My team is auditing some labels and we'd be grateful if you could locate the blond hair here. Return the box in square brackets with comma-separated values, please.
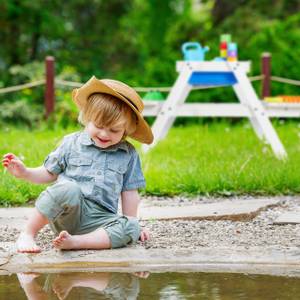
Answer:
[79, 93, 137, 136]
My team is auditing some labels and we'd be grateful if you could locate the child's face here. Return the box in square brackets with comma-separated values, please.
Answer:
[85, 121, 126, 148]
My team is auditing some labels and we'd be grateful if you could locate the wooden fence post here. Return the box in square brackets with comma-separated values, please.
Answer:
[45, 56, 55, 118]
[261, 52, 271, 99]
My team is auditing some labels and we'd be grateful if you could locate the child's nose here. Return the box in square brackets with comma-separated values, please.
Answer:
[99, 129, 109, 137]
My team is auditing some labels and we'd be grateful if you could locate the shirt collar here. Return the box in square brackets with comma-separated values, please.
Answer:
[79, 131, 129, 152]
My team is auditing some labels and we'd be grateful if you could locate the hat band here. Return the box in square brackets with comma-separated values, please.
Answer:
[118, 92, 140, 112]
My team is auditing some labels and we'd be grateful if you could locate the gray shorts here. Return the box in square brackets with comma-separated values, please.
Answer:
[35, 180, 141, 248]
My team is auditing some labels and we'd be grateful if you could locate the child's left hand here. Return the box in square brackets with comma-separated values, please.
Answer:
[139, 228, 150, 242]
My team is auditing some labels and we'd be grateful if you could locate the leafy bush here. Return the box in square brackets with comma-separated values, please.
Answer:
[55, 93, 79, 128]
[0, 100, 42, 127]
[3, 61, 45, 107]
[0, 60, 82, 127]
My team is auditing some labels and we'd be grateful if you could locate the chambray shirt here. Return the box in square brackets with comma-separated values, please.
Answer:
[43, 131, 146, 214]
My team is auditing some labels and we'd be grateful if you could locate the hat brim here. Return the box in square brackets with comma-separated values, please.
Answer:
[72, 76, 153, 144]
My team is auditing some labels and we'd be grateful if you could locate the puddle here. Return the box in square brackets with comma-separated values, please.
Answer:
[0, 271, 300, 299]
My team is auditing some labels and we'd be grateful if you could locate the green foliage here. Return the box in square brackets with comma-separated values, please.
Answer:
[1, 0, 299, 98]
[0, 0, 299, 128]
[54, 65, 82, 128]
[0, 58, 81, 127]
[0, 60, 44, 108]
[244, 13, 300, 95]
[54, 93, 79, 128]
[9, 61, 44, 83]
[0, 100, 42, 127]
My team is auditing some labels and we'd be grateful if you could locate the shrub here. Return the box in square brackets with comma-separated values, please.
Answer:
[0, 100, 42, 128]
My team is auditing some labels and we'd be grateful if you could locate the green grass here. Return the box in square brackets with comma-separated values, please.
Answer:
[1, 121, 300, 206]
[0, 126, 78, 206]
[141, 120, 300, 196]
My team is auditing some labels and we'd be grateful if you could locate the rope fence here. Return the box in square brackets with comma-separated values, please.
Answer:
[55, 79, 82, 88]
[0, 54, 299, 117]
[0, 74, 267, 94]
[1, 74, 297, 96]
[270, 76, 300, 86]
[0, 80, 45, 94]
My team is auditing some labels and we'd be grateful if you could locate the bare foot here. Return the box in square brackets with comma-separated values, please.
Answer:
[16, 233, 41, 253]
[53, 231, 77, 250]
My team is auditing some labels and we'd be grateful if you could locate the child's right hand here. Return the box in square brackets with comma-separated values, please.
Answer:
[2, 153, 28, 178]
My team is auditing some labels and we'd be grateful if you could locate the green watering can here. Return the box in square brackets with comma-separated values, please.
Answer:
[143, 91, 165, 101]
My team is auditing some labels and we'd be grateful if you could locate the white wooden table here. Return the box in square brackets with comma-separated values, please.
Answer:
[142, 61, 287, 159]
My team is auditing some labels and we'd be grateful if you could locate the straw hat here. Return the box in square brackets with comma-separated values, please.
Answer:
[72, 76, 153, 144]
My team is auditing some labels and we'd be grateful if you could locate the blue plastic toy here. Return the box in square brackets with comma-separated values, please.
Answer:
[213, 57, 226, 62]
[182, 42, 209, 61]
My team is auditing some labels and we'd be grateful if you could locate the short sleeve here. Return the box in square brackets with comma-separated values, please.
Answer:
[122, 149, 145, 191]
[43, 137, 68, 175]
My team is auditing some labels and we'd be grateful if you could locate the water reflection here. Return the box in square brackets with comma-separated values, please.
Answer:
[17, 272, 149, 300]
[5, 271, 300, 299]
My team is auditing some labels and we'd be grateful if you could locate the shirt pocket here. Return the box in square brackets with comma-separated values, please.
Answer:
[104, 162, 127, 196]
[66, 156, 94, 181]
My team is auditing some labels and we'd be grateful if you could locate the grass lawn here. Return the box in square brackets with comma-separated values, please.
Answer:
[1, 121, 300, 206]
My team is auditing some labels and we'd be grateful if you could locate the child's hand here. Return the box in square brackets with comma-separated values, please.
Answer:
[2, 153, 28, 178]
[139, 228, 150, 242]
